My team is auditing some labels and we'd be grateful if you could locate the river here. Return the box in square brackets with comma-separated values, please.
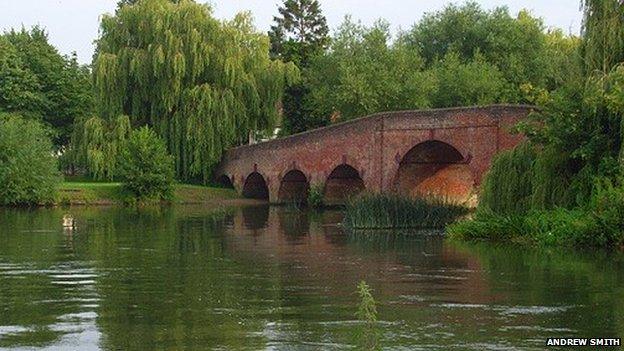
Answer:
[0, 205, 622, 350]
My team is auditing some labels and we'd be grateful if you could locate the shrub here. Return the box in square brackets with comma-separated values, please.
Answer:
[344, 193, 469, 229]
[307, 184, 324, 208]
[0, 114, 60, 205]
[119, 126, 175, 200]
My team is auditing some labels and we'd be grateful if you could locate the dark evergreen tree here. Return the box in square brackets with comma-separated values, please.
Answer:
[269, 0, 329, 134]
[269, 0, 329, 66]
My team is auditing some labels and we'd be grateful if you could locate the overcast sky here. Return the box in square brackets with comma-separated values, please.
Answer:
[0, 0, 583, 64]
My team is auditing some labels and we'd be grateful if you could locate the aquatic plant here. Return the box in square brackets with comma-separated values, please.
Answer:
[356, 280, 377, 323]
[344, 193, 469, 229]
[354, 280, 380, 350]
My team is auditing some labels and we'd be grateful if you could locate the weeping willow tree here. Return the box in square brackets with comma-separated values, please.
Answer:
[581, 0, 624, 165]
[581, 0, 624, 75]
[80, 0, 298, 181]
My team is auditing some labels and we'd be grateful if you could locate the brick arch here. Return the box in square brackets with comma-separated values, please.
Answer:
[242, 171, 269, 200]
[394, 139, 474, 202]
[323, 164, 365, 205]
[278, 169, 310, 204]
[217, 174, 235, 189]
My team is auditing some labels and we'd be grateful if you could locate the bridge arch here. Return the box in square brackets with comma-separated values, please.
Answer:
[242, 172, 269, 200]
[278, 170, 310, 204]
[394, 140, 474, 202]
[324, 164, 365, 205]
[217, 174, 235, 189]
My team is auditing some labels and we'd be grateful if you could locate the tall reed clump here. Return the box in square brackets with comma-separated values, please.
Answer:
[344, 193, 469, 229]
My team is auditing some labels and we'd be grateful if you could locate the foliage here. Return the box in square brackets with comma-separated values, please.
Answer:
[430, 51, 505, 107]
[81, 0, 298, 182]
[344, 193, 469, 229]
[306, 18, 435, 123]
[0, 114, 60, 205]
[119, 126, 175, 200]
[406, 2, 569, 101]
[269, 0, 329, 134]
[355, 280, 377, 323]
[479, 142, 536, 215]
[580, 0, 624, 74]
[0, 27, 93, 148]
[268, 0, 329, 67]
[77, 115, 131, 180]
[303, 4, 579, 124]
[307, 183, 324, 208]
[455, 0, 624, 249]
[449, 179, 624, 248]
[354, 280, 380, 350]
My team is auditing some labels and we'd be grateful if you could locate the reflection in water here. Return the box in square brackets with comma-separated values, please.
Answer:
[0, 206, 623, 350]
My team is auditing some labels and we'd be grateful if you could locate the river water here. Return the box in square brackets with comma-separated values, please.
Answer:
[0, 205, 622, 350]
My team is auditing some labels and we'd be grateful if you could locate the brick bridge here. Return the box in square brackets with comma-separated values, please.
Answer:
[215, 105, 533, 204]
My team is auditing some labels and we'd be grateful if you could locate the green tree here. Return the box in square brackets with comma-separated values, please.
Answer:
[0, 113, 60, 205]
[581, 0, 624, 74]
[406, 2, 567, 102]
[268, 0, 329, 134]
[119, 126, 175, 200]
[0, 27, 93, 148]
[305, 18, 434, 122]
[268, 0, 329, 66]
[430, 51, 505, 107]
[82, 0, 297, 182]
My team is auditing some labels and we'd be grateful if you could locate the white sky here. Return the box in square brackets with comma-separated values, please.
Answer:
[0, 0, 583, 64]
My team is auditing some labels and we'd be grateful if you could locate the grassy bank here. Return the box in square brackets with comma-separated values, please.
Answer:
[344, 193, 469, 229]
[57, 182, 239, 206]
[447, 198, 624, 249]
[448, 184, 624, 249]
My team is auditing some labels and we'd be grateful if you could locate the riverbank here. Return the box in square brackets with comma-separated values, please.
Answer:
[57, 182, 255, 206]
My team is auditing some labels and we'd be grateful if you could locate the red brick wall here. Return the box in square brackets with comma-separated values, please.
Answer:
[216, 105, 534, 203]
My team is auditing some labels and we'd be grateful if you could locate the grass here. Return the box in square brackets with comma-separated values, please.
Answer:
[343, 193, 469, 230]
[57, 181, 239, 206]
[58, 182, 124, 205]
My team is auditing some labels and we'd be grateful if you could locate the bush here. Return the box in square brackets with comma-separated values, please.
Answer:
[119, 126, 175, 200]
[0, 114, 60, 205]
[307, 184, 324, 208]
[344, 193, 469, 229]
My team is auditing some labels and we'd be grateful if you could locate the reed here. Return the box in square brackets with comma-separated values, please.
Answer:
[344, 193, 469, 229]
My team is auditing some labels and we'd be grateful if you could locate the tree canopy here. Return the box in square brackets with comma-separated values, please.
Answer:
[81, 0, 298, 182]
[268, 0, 329, 134]
[269, 0, 329, 66]
[299, 3, 580, 124]
[0, 27, 92, 148]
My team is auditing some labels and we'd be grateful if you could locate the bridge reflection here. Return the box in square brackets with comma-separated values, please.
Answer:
[225, 205, 492, 304]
